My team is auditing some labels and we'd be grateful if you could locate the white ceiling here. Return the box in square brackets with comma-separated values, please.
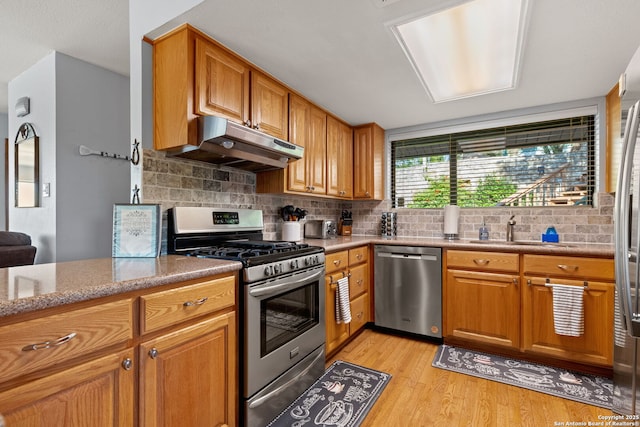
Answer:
[3, 0, 640, 131]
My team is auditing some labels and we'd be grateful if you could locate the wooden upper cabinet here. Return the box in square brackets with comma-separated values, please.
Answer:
[353, 123, 385, 200]
[327, 116, 353, 198]
[287, 94, 327, 194]
[606, 82, 621, 193]
[195, 37, 250, 125]
[153, 25, 198, 150]
[251, 70, 289, 140]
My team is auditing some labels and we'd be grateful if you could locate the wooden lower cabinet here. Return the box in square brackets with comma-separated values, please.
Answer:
[446, 269, 520, 349]
[325, 246, 370, 356]
[140, 311, 236, 427]
[0, 349, 134, 427]
[0, 272, 238, 427]
[444, 250, 615, 368]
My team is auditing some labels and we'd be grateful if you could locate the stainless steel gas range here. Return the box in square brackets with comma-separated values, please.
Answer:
[168, 207, 326, 427]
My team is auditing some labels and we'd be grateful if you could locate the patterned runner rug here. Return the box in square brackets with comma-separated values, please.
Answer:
[267, 360, 391, 427]
[432, 344, 613, 409]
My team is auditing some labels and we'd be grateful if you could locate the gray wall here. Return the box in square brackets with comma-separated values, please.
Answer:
[0, 112, 7, 230]
[8, 53, 57, 262]
[8, 52, 130, 263]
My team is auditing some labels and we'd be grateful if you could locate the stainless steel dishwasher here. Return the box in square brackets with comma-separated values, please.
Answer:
[374, 245, 442, 338]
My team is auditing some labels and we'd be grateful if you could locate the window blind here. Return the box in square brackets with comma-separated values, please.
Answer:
[391, 115, 595, 208]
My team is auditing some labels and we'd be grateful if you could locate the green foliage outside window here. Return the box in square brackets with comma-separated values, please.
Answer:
[408, 175, 517, 208]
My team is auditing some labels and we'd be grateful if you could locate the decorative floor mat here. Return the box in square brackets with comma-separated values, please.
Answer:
[432, 344, 612, 409]
[267, 360, 391, 427]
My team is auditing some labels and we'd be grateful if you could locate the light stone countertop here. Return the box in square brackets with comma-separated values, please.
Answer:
[301, 235, 615, 258]
[0, 237, 614, 319]
[0, 255, 242, 318]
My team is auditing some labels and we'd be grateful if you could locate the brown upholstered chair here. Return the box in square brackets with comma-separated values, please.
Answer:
[0, 231, 37, 268]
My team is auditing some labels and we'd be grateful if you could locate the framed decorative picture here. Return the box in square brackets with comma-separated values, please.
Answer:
[112, 204, 162, 258]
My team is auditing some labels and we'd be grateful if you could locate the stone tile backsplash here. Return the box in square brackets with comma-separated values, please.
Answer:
[142, 149, 615, 248]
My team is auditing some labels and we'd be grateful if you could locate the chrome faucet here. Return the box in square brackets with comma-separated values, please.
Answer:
[506, 215, 516, 242]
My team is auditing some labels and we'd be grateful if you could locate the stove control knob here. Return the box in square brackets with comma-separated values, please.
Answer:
[304, 257, 310, 266]
[290, 260, 298, 269]
[264, 266, 272, 276]
[274, 264, 281, 274]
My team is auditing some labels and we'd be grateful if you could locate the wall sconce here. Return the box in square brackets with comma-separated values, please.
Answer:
[15, 97, 30, 117]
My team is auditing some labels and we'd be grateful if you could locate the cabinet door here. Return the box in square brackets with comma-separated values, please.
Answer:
[350, 293, 369, 334]
[251, 70, 288, 140]
[140, 312, 236, 427]
[287, 94, 310, 192]
[522, 277, 613, 366]
[446, 269, 520, 349]
[349, 263, 368, 300]
[307, 105, 327, 194]
[195, 37, 250, 125]
[325, 275, 350, 355]
[0, 349, 134, 427]
[353, 123, 384, 200]
[327, 116, 353, 198]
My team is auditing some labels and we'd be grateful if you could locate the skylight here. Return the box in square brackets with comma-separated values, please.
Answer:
[391, 0, 529, 103]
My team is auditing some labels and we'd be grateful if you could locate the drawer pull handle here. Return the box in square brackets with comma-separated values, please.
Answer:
[356, 254, 363, 260]
[357, 279, 363, 286]
[473, 259, 489, 266]
[557, 264, 578, 272]
[183, 297, 208, 307]
[333, 259, 342, 267]
[356, 312, 363, 319]
[21, 332, 77, 352]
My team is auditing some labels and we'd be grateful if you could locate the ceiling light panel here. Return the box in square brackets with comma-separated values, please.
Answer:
[391, 0, 529, 103]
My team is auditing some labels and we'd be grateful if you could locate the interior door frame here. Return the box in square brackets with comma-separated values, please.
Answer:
[4, 138, 8, 230]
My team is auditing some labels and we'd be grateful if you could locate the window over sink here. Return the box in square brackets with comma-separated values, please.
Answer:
[391, 113, 595, 208]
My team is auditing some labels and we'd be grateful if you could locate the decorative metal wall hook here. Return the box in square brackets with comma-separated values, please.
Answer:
[131, 139, 140, 165]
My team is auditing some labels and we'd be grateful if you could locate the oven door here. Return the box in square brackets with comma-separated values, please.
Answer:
[244, 264, 325, 398]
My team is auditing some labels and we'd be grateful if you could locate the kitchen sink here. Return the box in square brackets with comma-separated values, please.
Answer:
[468, 240, 577, 248]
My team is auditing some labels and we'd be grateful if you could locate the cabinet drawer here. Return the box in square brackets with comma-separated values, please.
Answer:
[523, 255, 614, 281]
[326, 251, 349, 275]
[0, 298, 133, 384]
[447, 250, 519, 273]
[350, 293, 369, 333]
[348, 246, 368, 266]
[349, 263, 368, 300]
[141, 275, 235, 334]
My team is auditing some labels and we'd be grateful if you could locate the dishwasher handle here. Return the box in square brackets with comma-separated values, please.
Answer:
[377, 252, 438, 261]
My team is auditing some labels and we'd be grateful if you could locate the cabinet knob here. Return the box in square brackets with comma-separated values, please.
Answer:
[244, 120, 252, 127]
[333, 259, 342, 266]
[557, 264, 578, 272]
[253, 124, 260, 130]
[365, 191, 370, 197]
[513, 278, 519, 287]
[122, 358, 133, 371]
[149, 348, 159, 359]
[473, 259, 489, 266]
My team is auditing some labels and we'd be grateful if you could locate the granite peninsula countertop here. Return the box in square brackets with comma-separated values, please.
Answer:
[0, 255, 242, 318]
[301, 235, 615, 258]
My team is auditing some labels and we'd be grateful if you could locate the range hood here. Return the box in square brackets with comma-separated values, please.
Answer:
[167, 116, 304, 172]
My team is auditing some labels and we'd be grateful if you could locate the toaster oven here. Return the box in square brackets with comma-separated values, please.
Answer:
[304, 220, 337, 239]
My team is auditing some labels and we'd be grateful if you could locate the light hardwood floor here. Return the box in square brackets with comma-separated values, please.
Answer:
[327, 329, 613, 426]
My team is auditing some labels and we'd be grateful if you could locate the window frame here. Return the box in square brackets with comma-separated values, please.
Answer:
[385, 101, 604, 209]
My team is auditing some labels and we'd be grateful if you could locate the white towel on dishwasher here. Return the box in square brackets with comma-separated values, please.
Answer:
[335, 276, 351, 324]
[551, 283, 584, 337]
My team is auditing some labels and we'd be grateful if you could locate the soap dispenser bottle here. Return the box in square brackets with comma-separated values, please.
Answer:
[479, 221, 489, 241]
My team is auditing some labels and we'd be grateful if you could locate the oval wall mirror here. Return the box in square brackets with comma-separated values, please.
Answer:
[14, 123, 39, 208]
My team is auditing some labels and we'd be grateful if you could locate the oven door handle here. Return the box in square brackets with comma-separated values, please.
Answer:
[248, 348, 325, 409]
[248, 268, 324, 298]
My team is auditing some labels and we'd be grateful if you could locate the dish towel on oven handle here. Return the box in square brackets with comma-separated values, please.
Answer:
[550, 283, 584, 337]
[335, 276, 351, 324]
